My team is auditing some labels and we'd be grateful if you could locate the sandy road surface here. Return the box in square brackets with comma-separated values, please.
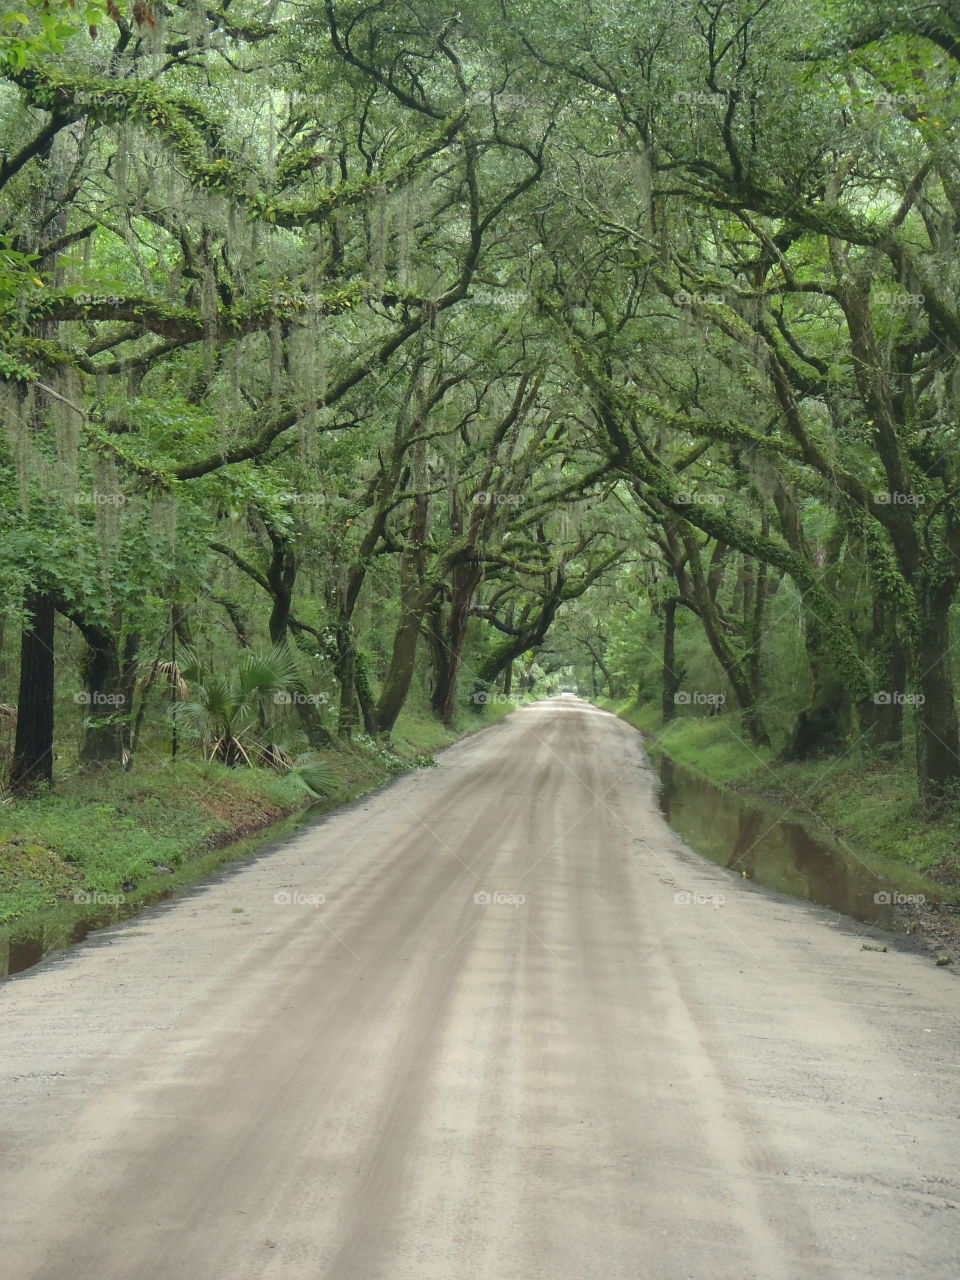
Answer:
[1, 697, 958, 1280]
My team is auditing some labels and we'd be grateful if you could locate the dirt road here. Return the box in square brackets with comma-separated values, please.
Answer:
[1, 697, 958, 1279]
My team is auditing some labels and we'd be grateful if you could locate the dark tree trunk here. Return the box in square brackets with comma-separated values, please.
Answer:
[782, 616, 851, 760]
[266, 530, 296, 646]
[294, 698, 334, 748]
[857, 596, 907, 749]
[9, 592, 55, 793]
[372, 491, 431, 736]
[672, 532, 769, 746]
[689, 592, 769, 746]
[334, 620, 358, 737]
[436, 565, 481, 726]
[744, 550, 769, 712]
[373, 594, 428, 734]
[354, 649, 378, 736]
[426, 597, 452, 720]
[79, 629, 125, 764]
[473, 596, 562, 698]
[915, 587, 960, 810]
[661, 597, 681, 722]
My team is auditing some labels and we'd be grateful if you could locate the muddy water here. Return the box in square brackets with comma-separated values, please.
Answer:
[4, 755, 953, 981]
[657, 755, 955, 926]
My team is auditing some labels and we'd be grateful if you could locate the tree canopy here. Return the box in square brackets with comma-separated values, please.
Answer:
[2, 0, 959, 814]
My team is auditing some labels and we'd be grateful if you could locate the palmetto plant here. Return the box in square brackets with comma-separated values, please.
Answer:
[175, 645, 302, 767]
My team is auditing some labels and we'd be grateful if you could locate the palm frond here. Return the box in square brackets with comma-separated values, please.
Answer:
[290, 752, 338, 798]
[235, 644, 301, 699]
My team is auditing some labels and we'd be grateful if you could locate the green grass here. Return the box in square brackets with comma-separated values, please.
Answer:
[611, 698, 960, 885]
[0, 761, 307, 924]
[0, 698, 517, 929]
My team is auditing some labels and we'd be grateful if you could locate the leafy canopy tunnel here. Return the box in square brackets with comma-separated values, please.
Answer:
[1, 0, 959, 817]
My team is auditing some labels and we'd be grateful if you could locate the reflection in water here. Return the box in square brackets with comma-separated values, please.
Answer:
[657, 756, 948, 926]
[0, 903, 133, 981]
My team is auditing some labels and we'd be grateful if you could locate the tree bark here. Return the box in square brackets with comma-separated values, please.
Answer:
[9, 592, 55, 792]
[661, 597, 681, 722]
[915, 586, 960, 810]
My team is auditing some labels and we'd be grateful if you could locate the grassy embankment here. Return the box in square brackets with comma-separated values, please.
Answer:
[0, 703, 515, 929]
[613, 699, 960, 887]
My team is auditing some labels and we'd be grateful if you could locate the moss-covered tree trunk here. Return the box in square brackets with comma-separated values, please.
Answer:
[915, 585, 960, 810]
[660, 596, 681, 722]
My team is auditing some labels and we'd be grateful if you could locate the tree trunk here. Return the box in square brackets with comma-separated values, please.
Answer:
[426, 597, 452, 719]
[781, 617, 852, 760]
[372, 486, 431, 736]
[9, 592, 55, 793]
[661, 597, 681, 722]
[437, 565, 481, 726]
[474, 596, 562, 695]
[915, 587, 960, 810]
[857, 595, 906, 749]
[673, 532, 769, 746]
[373, 589, 430, 734]
[354, 649, 378, 736]
[773, 499, 849, 759]
[79, 629, 125, 764]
